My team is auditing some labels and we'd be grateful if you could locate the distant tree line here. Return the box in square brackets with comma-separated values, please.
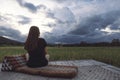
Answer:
[48, 39, 120, 47]
[0, 36, 120, 47]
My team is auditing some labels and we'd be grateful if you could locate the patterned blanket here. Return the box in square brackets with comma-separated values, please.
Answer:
[1, 54, 78, 78]
[1, 55, 26, 71]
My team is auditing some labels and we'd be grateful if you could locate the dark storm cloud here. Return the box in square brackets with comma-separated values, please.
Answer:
[17, 0, 37, 13]
[53, 0, 65, 3]
[0, 26, 26, 42]
[44, 31, 109, 43]
[69, 10, 120, 35]
[37, 4, 46, 10]
[18, 16, 31, 25]
[53, 0, 80, 3]
[48, 31, 120, 43]
[53, 0, 97, 4]
[88, 32, 120, 43]
[54, 7, 76, 23]
[109, 19, 120, 30]
[46, 7, 76, 24]
[16, 0, 46, 13]
[42, 23, 56, 28]
[43, 9, 120, 43]
[43, 7, 76, 30]
[46, 11, 55, 19]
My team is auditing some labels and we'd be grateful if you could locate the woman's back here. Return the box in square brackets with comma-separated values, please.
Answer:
[26, 38, 48, 68]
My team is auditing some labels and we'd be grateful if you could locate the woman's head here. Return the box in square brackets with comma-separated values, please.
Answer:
[24, 26, 40, 51]
[29, 26, 40, 38]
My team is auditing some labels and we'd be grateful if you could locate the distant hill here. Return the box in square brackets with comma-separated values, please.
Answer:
[0, 36, 24, 46]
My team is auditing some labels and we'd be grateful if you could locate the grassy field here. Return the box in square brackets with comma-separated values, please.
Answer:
[0, 46, 120, 67]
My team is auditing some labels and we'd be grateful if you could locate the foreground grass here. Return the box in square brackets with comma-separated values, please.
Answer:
[0, 46, 120, 67]
[0, 46, 26, 62]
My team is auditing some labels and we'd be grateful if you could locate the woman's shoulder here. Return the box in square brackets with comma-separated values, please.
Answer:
[39, 38, 45, 41]
[38, 38, 46, 43]
[38, 38, 47, 46]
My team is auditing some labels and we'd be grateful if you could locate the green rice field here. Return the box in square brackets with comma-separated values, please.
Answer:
[0, 46, 120, 67]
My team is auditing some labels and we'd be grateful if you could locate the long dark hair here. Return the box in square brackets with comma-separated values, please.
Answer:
[24, 26, 40, 51]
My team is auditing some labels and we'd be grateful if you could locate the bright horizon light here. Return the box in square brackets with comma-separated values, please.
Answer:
[0, 0, 55, 35]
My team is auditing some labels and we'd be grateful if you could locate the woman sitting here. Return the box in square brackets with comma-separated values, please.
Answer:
[24, 26, 48, 68]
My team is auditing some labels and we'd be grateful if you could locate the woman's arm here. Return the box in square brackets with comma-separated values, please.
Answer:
[44, 47, 48, 55]
[45, 47, 50, 61]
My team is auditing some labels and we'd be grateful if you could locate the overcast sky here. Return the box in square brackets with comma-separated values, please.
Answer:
[0, 0, 120, 43]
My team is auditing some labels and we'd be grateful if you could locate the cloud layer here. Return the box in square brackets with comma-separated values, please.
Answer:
[0, 26, 25, 41]
[0, 0, 120, 43]
[43, 0, 120, 43]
